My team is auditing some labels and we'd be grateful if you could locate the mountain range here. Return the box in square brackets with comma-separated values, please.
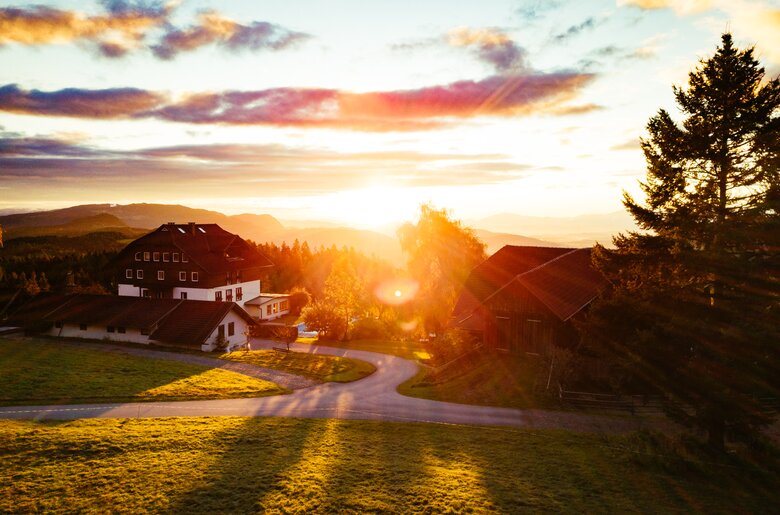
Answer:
[0, 203, 633, 262]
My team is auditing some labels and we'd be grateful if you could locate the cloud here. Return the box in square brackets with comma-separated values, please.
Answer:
[517, 0, 566, 20]
[617, 0, 780, 65]
[447, 27, 527, 72]
[0, 136, 537, 197]
[551, 17, 605, 43]
[0, 84, 164, 118]
[150, 10, 309, 60]
[0, 3, 166, 55]
[1, 72, 596, 130]
[610, 138, 642, 150]
[0, 2, 308, 60]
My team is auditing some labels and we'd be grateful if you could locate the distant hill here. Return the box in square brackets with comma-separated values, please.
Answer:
[474, 229, 560, 254]
[3, 213, 146, 240]
[472, 211, 637, 247]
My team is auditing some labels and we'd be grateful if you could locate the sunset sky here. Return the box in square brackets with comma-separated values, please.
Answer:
[1, 0, 779, 228]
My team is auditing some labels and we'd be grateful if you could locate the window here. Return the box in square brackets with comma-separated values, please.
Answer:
[157, 270, 165, 281]
[125, 269, 133, 279]
[215, 291, 223, 302]
[182, 254, 189, 263]
[54, 321, 63, 328]
[228, 322, 235, 336]
[134, 252, 141, 261]
[236, 271, 242, 283]
[226, 273, 232, 285]
[191, 271, 198, 282]
[117, 327, 126, 334]
[180, 292, 188, 300]
[173, 252, 180, 262]
[266, 305, 272, 316]
[280, 300, 290, 311]
[179, 271, 186, 281]
[107, 326, 115, 333]
[142, 289, 151, 298]
[236, 287, 243, 301]
[218, 324, 225, 339]
[153, 252, 160, 262]
[143, 252, 150, 261]
[163, 252, 170, 262]
[136, 270, 144, 279]
[226, 288, 233, 302]
[79, 323, 87, 331]
[272, 302, 279, 314]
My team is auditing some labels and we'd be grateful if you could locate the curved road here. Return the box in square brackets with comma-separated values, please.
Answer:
[0, 342, 664, 433]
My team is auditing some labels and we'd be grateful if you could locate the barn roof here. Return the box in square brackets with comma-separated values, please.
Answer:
[6, 293, 256, 348]
[452, 245, 607, 323]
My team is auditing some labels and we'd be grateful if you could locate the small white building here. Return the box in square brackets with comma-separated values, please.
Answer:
[9, 293, 257, 352]
[244, 293, 291, 321]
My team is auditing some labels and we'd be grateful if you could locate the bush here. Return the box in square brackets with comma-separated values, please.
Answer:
[350, 317, 393, 340]
[301, 301, 346, 341]
[424, 329, 479, 365]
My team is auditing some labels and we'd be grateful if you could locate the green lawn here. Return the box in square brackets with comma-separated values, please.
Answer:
[1, 417, 777, 513]
[0, 338, 287, 405]
[299, 337, 431, 360]
[220, 349, 375, 382]
[398, 351, 558, 409]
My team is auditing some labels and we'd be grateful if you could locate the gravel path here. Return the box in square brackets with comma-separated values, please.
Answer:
[38, 339, 318, 390]
[0, 339, 681, 434]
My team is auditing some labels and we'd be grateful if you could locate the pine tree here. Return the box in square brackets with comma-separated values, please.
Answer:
[584, 34, 780, 450]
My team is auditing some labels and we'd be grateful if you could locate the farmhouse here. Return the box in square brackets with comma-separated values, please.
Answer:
[244, 293, 291, 321]
[112, 222, 274, 310]
[7, 293, 256, 352]
[451, 246, 607, 354]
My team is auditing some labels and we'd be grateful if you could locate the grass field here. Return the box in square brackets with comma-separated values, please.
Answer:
[0, 338, 287, 405]
[299, 337, 431, 360]
[1, 417, 777, 513]
[220, 349, 376, 382]
[398, 351, 558, 409]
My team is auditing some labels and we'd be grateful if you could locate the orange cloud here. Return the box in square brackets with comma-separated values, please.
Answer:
[446, 27, 526, 71]
[0, 71, 596, 130]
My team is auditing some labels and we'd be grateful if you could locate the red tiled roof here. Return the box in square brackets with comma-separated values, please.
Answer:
[453, 245, 607, 323]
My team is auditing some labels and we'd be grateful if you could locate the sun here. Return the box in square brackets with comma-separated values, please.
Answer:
[319, 186, 420, 229]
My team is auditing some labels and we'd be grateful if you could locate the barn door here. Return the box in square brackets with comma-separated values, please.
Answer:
[495, 316, 511, 352]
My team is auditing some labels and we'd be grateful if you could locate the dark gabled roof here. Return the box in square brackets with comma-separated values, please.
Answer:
[453, 245, 607, 323]
[149, 301, 255, 346]
[7, 293, 257, 348]
[114, 223, 274, 274]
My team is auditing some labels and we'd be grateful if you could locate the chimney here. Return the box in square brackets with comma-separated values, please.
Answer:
[188, 222, 196, 235]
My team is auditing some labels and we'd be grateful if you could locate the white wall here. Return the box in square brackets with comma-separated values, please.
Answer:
[200, 310, 250, 352]
[118, 284, 141, 297]
[120, 279, 261, 309]
[47, 323, 151, 344]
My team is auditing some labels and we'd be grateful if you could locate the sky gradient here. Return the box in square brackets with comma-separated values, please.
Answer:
[2, 0, 779, 228]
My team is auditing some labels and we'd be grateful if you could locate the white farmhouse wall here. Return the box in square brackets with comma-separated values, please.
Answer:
[46, 323, 151, 344]
[257, 300, 291, 321]
[118, 284, 141, 297]
[201, 310, 250, 352]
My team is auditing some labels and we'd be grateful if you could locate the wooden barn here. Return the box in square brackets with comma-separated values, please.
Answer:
[451, 246, 607, 354]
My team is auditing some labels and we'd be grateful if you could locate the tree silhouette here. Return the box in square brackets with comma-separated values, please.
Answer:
[584, 34, 780, 450]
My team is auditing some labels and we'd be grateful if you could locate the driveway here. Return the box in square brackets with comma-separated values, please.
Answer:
[0, 341, 669, 433]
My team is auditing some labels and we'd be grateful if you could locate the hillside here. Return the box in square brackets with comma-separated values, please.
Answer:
[2, 213, 144, 240]
[474, 229, 559, 254]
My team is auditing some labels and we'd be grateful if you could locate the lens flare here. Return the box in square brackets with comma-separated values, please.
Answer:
[374, 278, 419, 306]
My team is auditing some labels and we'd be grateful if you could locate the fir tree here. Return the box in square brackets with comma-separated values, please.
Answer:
[584, 34, 780, 450]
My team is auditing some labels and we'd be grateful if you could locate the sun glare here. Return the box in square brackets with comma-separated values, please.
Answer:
[319, 186, 420, 229]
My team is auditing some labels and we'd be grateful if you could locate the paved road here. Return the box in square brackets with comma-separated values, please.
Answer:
[0, 341, 667, 433]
